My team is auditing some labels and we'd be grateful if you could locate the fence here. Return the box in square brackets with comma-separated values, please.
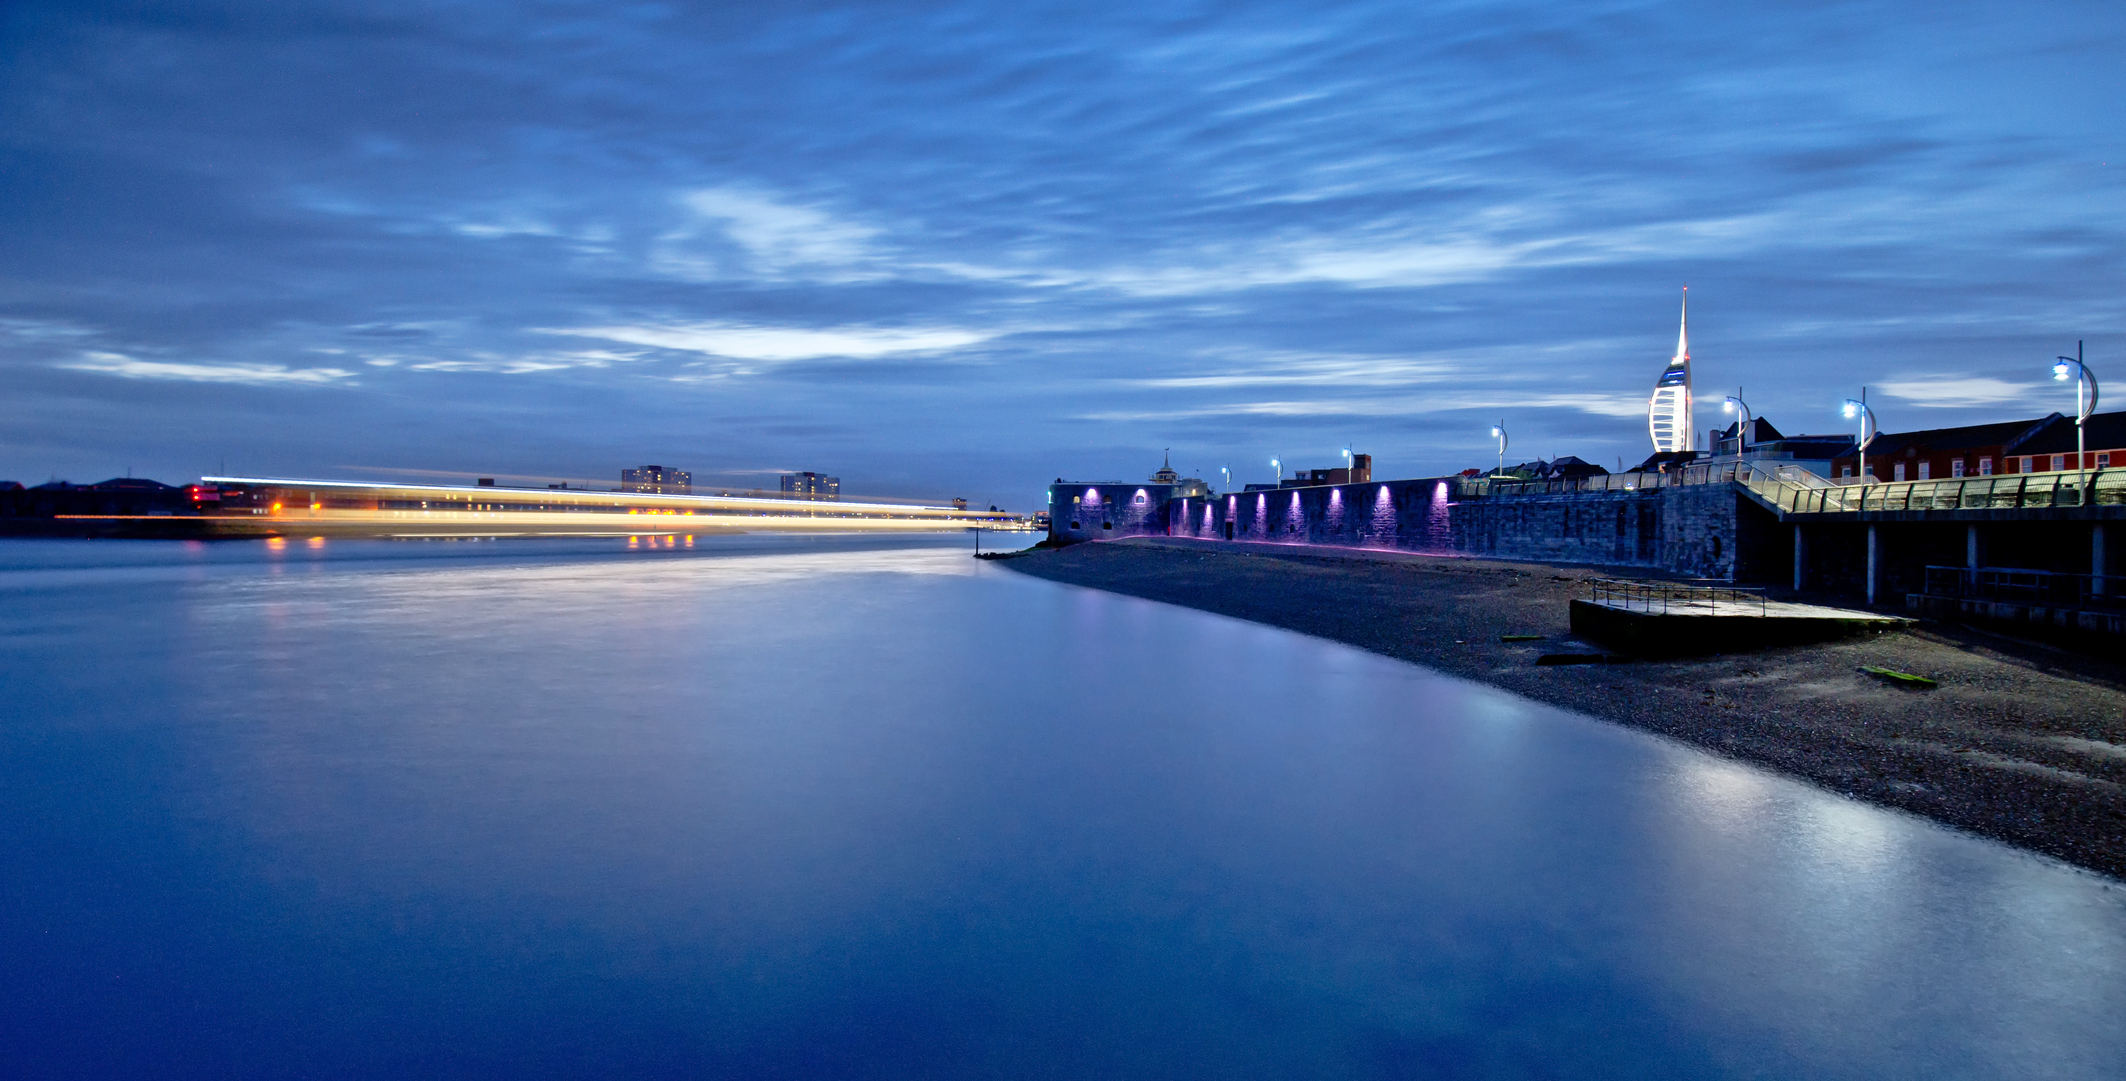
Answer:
[1587, 578, 1767, 616]
[1921, 566, 2126, 613]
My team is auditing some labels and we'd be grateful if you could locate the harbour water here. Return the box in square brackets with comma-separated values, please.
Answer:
[2, 534, 2121, 1078]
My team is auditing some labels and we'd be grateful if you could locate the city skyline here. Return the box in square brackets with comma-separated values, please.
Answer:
[2, 0, 2121, 509]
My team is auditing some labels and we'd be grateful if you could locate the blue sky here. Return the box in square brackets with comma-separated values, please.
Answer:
[2, 0, 2120, 508]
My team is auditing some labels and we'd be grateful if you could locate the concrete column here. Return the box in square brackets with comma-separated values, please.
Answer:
[1967, 524, 1982, 570]
[1792, 525, 1806, 591]
[1866, 524, 1879, 606]
[2097, 524, 2109, 595]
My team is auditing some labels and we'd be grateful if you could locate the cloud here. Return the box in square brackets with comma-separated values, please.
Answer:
[1, 318, 98, 341]
[399, 349, 649, 374]
[539, 322, 996, 362]
[1875, 376, 2042, 408]
[1122, 353, 1458, 389]
[60, 352, 356, 386]
[1078, 390, 1651, 422]
[651, 189, 885, 281]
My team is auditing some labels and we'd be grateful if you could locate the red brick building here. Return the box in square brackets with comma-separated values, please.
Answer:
[1830, 410, 2126, 481]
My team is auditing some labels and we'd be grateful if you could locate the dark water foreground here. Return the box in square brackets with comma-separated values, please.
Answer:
[2, 536, 2121, 1079]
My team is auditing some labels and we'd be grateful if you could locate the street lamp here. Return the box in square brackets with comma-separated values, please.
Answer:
[1270, 457, 1281, 487]
[1490, 421, 1508, 477]
[1723, 390, 1752, 456]
[2053, 341, 2100, 502]
[1220, 464, 1232, 495]
[1842, 390, 1877, 483]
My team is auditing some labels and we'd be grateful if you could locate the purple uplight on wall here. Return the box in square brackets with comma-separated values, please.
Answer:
[1368, 484, 1396, 547]
[1424, 480, 1452, 552]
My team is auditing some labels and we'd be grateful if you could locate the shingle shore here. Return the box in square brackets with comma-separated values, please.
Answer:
[999, 536, 2126, 881]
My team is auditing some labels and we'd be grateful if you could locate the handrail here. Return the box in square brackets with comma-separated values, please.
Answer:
[1485, 464, 2123, 513]
[1923, 565, 2126, 612]
[1587, 577, 1767, 616]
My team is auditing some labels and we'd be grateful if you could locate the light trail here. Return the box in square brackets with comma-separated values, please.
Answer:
[56, 476, 1027, 538]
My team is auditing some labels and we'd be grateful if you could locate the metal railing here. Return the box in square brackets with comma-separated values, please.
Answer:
[1745, 467, 2125, 515]
[1922, 566, 2126, 613]
[1485, 462, 2125, 516]
[1587, 578, 1767, 616]
[1489, 462, 1832, 498]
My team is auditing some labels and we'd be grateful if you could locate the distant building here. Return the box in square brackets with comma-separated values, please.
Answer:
[1697, 417, 1855, 477]
[780, 472, 840, 500]
[952, 498, 968, 511]
[1827, 415, 2070, 482]
[622, 465, 691, 494]
[1489, 456, 1608, 480]
[2005, 410, 2126, 475]
[1277, 453, 1373, 488]
[1148, 451, 1213, 497]
[1046, 453, 1209, 540]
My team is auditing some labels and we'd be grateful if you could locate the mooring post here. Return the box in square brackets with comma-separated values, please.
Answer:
[1792, 524, 1806, 591]
[1866, 524, 1880, 606]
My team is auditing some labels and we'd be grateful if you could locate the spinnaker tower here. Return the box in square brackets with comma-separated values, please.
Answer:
[1647, 289, 1694, 453]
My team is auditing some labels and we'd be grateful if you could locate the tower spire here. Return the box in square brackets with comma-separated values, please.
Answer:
[1646, 287, 1696, 454]
[1675, 287, 1689, 366]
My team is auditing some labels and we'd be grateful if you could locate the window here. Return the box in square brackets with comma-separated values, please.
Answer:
[1952, 460, 1965, 478]
[2021, 456, 2034, 473]
[1102, 521, 1112, 530]
[1133, 493, 1147, 504]
[1840, 466, 1852, 478]
[1069, 520, 1081, 530]
[1979, 458, 1993, 475]
[1072, 495, 1081, 504]
[1917, 461, 1931, 480]
[2100, 453, 2113, 468]
[1893, 463, 1906, 481]
[2053, 454, 2067, 471]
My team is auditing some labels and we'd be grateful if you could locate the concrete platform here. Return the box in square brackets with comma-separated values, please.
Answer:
[1571, 597, 1912, 657]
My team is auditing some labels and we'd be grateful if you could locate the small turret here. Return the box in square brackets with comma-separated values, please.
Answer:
[1151, 448, 1180, 484]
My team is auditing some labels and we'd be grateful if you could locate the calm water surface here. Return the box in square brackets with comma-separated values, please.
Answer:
[1, 534, 2121, 1079]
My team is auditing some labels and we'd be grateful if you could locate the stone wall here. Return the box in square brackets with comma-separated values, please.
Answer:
[1168, 477, 1459, 552]
[1451, 489, 1664, 568]
[1048, 481, 1182, 541]
[1053, 472, 1772, 581]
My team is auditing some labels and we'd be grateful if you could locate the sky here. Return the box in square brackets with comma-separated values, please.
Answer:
[2, 0, 2121, 509]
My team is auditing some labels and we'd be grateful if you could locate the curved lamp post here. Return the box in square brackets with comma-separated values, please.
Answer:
[1490, 421, 1508, 478]
[1842, 390, 1878, 483]
[1724, 390, 1753, 456]
[1270, 457, 1281, 488]
[2053, 341, 2100, 502]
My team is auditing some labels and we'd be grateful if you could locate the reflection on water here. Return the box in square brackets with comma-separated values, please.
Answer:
[0, 535, 2121, 1079]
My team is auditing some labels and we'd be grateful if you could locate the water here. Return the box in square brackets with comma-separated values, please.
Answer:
[2, 535, 2121, 1079]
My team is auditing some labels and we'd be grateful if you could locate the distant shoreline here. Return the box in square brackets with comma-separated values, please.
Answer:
[1002, 537, 2126, 882]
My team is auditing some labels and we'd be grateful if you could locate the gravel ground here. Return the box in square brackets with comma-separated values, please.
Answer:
[999, 536, 2126, 881]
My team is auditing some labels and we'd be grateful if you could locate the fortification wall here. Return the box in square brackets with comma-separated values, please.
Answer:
[1159, 478, 1755, 580]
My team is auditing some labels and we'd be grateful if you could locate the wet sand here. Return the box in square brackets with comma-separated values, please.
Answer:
[1000, 537, 2126, 880]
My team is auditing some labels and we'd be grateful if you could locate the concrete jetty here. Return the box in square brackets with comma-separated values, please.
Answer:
[1569, 578, 1909, 656]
